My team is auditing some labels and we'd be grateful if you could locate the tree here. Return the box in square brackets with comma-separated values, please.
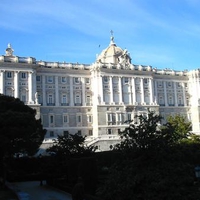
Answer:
[47, 133, 97, 157]
[114, 110, 171, 151]
[97, 111, 200, 200]
[0, 94, 46, 158]
[164, 115, 192, 143]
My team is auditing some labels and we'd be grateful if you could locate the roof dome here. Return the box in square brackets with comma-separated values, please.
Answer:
[97, 36, 131, 65]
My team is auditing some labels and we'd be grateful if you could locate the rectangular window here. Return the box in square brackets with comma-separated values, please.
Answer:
[108, 129, 112, 134]
[21, 95, 26, 102]
[88, 115, 92, 123]
[89, 130, 93, 136]
[144, 78, 148, 84]
[63, 115, 68, 123]
[61, 77, 67, 83]
[21, 72, 26, 79]
[7, 72, 12, 78]
[36, 76, 41, 81]
[124, 77, 129, 83]
[103, 76, 108, 83]
[63, 131, 69, 137]
[48, 95, 53, 104]
[75, 94, 81, 104]
[85, 78, 90, 84]
[74, 77, 80, 84]
[127, 113, 132, 121]
[50, 115, 54, 124]
[77, 115, 82, 123]
[48, 76, 53, 83]
[62, 94, 67, 104]
[50, 131, 54, 137]
[36, 76, 41, 82]
[77, 130, 81, 136]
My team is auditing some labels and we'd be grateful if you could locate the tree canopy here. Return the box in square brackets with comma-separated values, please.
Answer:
[0, 94, 46, 158]
[97, 111, 200, 200]
[47, 133, 97, 157]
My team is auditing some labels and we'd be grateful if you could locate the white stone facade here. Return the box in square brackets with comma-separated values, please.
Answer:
[0, 39, 200, 150]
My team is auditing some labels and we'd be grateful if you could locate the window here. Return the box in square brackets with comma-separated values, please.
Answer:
[61, 77, 67, 83]
[7, 71, 12, 78]
[158, 81, 163, 87]
[127, 113, 132, 121]
[36, 76, 41, 81]
[48, 76, 53, 83]
[144, 78, 148, 84]
[103, 76, 108, 83]
[89, 130, 93, 136]
[124, 77, 129, 83]
[74, 77, 80, 84]
[177, 83, 181, 88]
[21, 95, 26, 103]
[77, 115, 82, 123]
[50, 115, 54, 124]
[62, 94, 67, 104]
[168, 82, 172, 87]
[85, 78, 90, 84]
[50, 131, 54, 137]
[63, 131, 69, 137]
[108, 129, 112, 134]
[77, 130, 81, 136]
[107, 113, 116, 125]
[48, 94, 53, 104]
[86, 95, 91, 105]
[75, 94, 81, 104]
[63, 115, 68, 123]
[87, 115, 92, 123]
[21, 72, 26, 79]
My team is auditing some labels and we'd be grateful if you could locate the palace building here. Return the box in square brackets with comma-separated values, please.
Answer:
[0, 36, 200, 151]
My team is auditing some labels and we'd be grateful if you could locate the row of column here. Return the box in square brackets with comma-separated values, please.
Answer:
[0, 70, 35, 104]
[42, 76, 87, 106]
[98, 76, 154, 105]
[155, 80, 187, 106]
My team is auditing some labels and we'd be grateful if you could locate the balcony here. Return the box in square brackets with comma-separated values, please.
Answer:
[61, 103, 69, 106]
[47, 103, 55, 106]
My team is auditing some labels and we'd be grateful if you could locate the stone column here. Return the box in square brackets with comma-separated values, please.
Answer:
[14, 71, 19, 98]
[174, 82, 178, 106]
[42, 75, 46, 106]
[149, 78, 153, 105]
[164, 81, 168, 106]
[140, 78, 144, 104]
[0, 71, 4, 94]
[28, 72, 34, 104]
[55, 76, 59, 106]
[118, 77, 123, 104]
[99, 75, 104, 104]
[70, 77, 74, 106]
[154, 80, 157, 104]
[182, 82, 186, 106]
[131, 77, 136, 104]
[82, 77, 86, 106]
[109, 76, 114, 104]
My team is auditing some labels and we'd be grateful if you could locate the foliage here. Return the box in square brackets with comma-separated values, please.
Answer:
[0, 94, 45, 157]
[97, 145, 200, 200]
[163, 115, 192, 143]
[114, 111, 169, 151]
[47, 133, 97, 157]
[97, 111, 200, 200]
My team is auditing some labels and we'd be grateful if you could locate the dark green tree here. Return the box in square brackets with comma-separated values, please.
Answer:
[0, 94, 46, 158]
[163, 115, 192, 143]
[47, 133, 97, 157]
[114, 110, 171, 151]
[97, 111, 200, 200]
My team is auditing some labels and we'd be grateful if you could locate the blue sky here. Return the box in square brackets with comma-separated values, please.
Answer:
[0, 0, 200, 71]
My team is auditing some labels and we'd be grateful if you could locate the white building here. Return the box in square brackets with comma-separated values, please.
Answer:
[0, 37, 200, 151]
